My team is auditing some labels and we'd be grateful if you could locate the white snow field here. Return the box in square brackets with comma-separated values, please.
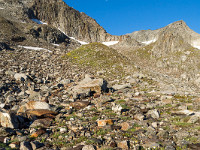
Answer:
[102, 41, 119, 46]
[141, 38, 157, 45]
[18, 46, 52, 53]
[31, 19, 47, 25]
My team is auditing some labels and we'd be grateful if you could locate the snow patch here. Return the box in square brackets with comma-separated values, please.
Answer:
[18, 46, 52, 53]
[70, 37, 88, 45]
[141, 39, 157, 45]
[52, 43, 60, 47]
[58, 28, 88, 45]
[102, 41, 119, 46]
[191, 40, 200, 49]
[0, 7, 4, 9]
[31, 19, 47, 25]
[192, 44, 200, 50]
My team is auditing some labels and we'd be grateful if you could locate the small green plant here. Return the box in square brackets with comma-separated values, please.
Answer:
[173, 122, 193, 127]
[91, 116, 98, 121]
[185, 136, 199, 144]
[75, 136, 88, 144]
[115, 99, 126, 104]
[0, 142, 12, 150]
[95, 129, 110, 136]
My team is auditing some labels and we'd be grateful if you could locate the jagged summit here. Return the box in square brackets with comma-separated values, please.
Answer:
[167, 20, 187, 28]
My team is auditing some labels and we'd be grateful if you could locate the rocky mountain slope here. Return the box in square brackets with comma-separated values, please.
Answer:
[29, 0, 120, 43]
[117, 20, 200, 95]
[0, 0, 200, 150]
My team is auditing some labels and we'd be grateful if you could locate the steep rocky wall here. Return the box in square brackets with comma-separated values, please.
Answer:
[29, 0, 120, 43]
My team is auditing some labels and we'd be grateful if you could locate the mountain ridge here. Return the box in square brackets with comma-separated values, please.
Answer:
[0, 1, 200, 149]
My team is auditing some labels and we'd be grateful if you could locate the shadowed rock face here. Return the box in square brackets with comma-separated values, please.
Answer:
[0, 0, 129, 44]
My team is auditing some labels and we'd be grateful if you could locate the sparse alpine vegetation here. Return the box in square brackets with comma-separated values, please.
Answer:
[63, 42, 134, 79]
[0, 0, 200, 150]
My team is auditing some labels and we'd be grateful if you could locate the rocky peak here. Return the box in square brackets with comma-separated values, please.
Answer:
[166, 20, 188, 29]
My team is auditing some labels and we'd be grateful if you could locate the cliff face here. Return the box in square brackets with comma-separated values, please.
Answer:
[29, 0, 119, 43]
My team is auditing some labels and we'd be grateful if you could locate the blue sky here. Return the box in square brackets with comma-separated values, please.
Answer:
[64, 0, 200, 35]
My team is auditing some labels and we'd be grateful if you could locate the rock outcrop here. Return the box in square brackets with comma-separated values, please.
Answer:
[29, 0, 119, 43]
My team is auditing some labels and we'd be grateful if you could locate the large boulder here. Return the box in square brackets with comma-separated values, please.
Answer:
[18, 101, 51, 114]
[68, 74, 107, 98]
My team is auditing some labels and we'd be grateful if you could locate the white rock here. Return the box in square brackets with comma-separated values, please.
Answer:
[60, 128, 67, 133]
[152, 122, 158, 128]
[0, 111, 20, 129]
[147, 109, 160, 119]
[112, 103, 122, 115]
[14, 73, 27, 81]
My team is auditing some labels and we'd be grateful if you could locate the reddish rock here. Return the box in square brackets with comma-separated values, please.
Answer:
[30, 128, 46, 138]
[30, 118, 53, 128]
[97, 119, 113, 127]
[121, 122, 131, 131]
[117, 141, 129, 150]
[70, 101, 90, 109]
[26, 109, 57, 119]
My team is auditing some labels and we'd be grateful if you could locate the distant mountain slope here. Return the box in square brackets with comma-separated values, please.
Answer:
[128, 21, 200, 52]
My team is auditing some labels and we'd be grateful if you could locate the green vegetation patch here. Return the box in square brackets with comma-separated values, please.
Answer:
[63, 42, 133, 78]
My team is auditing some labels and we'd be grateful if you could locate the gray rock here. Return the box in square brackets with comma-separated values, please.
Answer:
[134, 114, 145, 121]
[175, 131, 189, 140]
[165, 145, 175, 150]
[112, 83, 131, 90]
[157, 130, 169, 139]
[30, 118, 52, 128]
[6, 95, 16, 103]
[30, 141, 44, 150]
[17, 136, 27, 142]
[143, 142, 160, 149]
[147, 109, 160, 119]
[59, 79, 71, 85]
[187, 115, 199, 123]
[20, 141, 33, 150]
